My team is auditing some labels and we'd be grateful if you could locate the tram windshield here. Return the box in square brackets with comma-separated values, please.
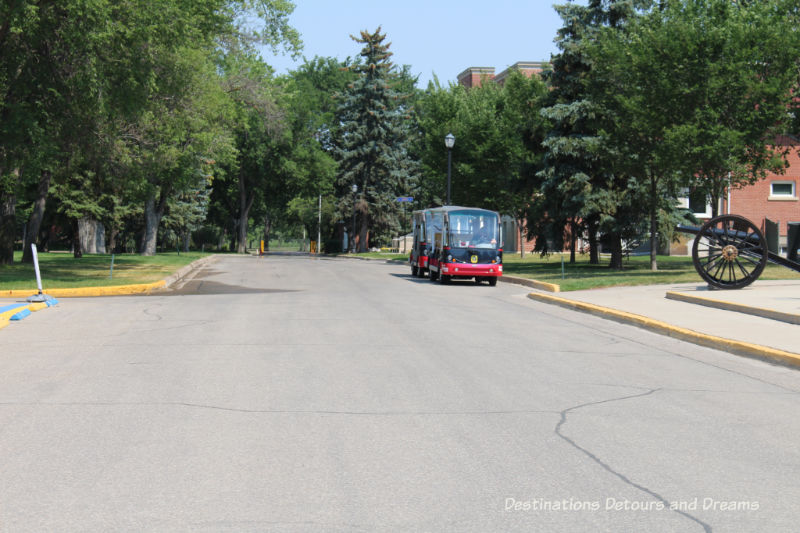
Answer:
[447, 210, 499, 249]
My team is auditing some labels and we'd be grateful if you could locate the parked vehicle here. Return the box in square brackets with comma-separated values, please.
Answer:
[409, 210, 432, 278]
[411, 206, 502, 285]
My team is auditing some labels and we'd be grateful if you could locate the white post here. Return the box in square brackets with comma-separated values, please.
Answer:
[318, 194, 322, 254]
[31, 243, 44, 294]
[26, 243, 54, 302]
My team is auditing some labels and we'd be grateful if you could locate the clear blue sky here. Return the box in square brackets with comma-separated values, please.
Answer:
[260, 1, 568, 87]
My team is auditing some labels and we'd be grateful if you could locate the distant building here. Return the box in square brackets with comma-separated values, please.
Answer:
[457, 61, 546, 88]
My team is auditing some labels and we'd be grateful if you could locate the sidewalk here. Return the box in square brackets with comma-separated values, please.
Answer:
[522, 279, 800, 367]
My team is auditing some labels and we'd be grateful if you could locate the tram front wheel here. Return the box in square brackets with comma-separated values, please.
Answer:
[411, 264, 419, 277]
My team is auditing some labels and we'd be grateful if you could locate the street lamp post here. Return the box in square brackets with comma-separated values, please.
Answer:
[351, 184, 358, 253]
[445, 133, 455, 205]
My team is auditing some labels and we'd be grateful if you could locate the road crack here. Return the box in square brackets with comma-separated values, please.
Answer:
[555, 388, 713, 533]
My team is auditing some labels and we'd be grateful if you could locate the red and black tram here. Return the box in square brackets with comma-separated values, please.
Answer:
[410, 206, 503, 286]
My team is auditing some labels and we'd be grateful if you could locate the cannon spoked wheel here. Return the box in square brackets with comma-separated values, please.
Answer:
[691, 214, 768, 289]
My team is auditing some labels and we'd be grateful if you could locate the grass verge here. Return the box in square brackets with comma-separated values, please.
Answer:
[0, 251, 211, 290]
[502, 253, 800, 291]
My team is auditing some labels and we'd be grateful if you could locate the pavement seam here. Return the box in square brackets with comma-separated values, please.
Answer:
[527, 291, 800, 369]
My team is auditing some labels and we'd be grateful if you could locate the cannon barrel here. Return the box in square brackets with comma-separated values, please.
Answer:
[677, 221, 800, 272]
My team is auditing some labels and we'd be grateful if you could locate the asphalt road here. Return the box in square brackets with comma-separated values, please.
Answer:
[1, 254, 800, 532]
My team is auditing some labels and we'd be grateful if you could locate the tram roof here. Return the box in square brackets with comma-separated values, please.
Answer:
[412, 206, 499, 216]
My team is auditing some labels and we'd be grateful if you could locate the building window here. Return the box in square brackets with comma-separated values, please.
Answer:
[688, 189, 707, 214]
[770, 181, 796, 199]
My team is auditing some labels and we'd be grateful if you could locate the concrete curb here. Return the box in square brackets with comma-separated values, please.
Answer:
[0, 254, 220, 299]
[162, 254, 220, 288]
[500, 275, 561, 292]
[1, 281, 166, 299]
[665, 291, 800, 325]
[527, 291, 800, 369]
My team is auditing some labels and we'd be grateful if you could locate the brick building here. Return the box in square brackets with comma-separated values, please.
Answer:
[457, 61, 545, 89]
[679, 135, 800, 255]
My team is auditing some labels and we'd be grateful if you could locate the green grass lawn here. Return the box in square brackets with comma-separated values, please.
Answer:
[5, 250, 798, 292]
[501, 253, 800, 291]
[354, 250, 800, 291]
[0, 251, 211, 290]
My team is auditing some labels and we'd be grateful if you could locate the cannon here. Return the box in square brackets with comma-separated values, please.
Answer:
[678, 214, 800, 289]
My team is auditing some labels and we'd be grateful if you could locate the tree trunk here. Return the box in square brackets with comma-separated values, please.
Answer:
[141, 193, 166, 256]
[108, 226, 118, 253]
[569, 219, 577, 264]
[0, 190, 16, 265]
[518, 219, 525, 258]
[588, 219, 599, 265]
[710, 189, 720, 219]
[22, 169, 51, 263]
[71, 218, 82, 258]
[608, 231, 623, 270]
[356, 196, 368, 253]
[649, 175, 658, 271]
[236, 173, 255, 254]
[357, 220, 368, 252]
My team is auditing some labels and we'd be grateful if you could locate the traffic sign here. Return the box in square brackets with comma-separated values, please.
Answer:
[395, 196, 413, 202]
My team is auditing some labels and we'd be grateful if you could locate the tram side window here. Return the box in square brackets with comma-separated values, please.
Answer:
[433, 228, 443, 250]
[429, 214, 444, 250]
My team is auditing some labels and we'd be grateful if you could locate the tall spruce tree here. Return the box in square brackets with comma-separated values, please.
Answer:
[532, 0, 648, 269]
[532, 2, 600, 264]
[335, 28, 418, 252]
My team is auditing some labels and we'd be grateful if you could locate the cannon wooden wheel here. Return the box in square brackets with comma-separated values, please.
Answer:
[691, 215, 768, 289]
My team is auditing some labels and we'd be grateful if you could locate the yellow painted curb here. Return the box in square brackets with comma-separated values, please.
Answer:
[500, 275, 561, 292]
[527, 292, 800, 369]
[529, 280, 561, 293]
[0, 318, 8, 330]
[665, 291, 800, 325]
[0, 280, 166, 299]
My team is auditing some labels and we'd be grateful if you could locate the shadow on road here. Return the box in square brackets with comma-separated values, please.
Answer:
[159, 280, 300, 296]
[389, 272, 494, 287]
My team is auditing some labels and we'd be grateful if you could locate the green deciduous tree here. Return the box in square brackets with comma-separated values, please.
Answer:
[588, 0, 800, 270]
[416, 71, 547, 233]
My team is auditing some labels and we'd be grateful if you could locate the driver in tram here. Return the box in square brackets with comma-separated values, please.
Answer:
[473, 224, 494, 245]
